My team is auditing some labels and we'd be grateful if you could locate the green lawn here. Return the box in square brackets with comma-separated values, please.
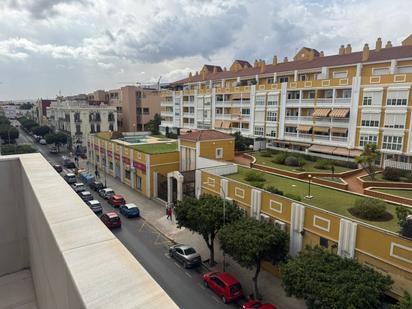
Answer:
[374, 188, 412, 200]
[227, 166, 401, 232]
[132, 142, 178, 154]
[316, 176, 345, 184]
[252, 152, 352, 174]
[362, 173, 412, 183]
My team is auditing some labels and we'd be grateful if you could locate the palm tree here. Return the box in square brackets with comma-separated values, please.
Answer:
[355, 143, 380, 180]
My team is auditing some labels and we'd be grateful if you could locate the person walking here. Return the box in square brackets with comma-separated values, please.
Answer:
[166, 206, 171, 220]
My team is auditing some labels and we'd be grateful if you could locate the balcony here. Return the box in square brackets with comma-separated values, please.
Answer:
[215, 114, 232, 120]
[285, 116, 299, 123]
[334, 97, 351, 105]
[161, 100, 174, 106]
[301, 98, 315, 105]
[286, 99, 300, 105]
[183, 113, 195, 117]
[161, 111, 173, 117]
[284, 132, 312, 141]
[317, 98, 333, 105]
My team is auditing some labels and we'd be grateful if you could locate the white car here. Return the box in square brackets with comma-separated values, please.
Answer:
[39, 139, 47, 145]
[99, 188, 115, 199]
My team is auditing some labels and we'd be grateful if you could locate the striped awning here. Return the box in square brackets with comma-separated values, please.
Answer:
[297, 125, 312, 132]
[231, 107, 241, 115]
[231, 93, 241, 100]
[312, 108, 331, 117]
[221, 121, 232, 129]
[313, 126, 330, 133]
[214, 120, 223, 128]
[330, 108, 350, 118]
[331, 127, 348, 134]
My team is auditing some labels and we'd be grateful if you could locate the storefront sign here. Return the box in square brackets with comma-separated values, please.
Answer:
[107, 150, 113, 157]
[114, 153, 120, 161]
[123, 157, 130, 165]
[133, 161, 146, 172]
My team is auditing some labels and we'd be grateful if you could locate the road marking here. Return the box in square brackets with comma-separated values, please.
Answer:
[174, 262, 182, 269]
[184, 271, 192, 278]
[198, 282, 206, 290]
[164, 253, 171, 259]
[212, 296, 220, 303]
[138, 222, 146, 232]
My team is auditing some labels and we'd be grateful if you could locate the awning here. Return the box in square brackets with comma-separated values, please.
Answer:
[242, 93, 251, 99]
[332, 147, 362, 157]
[221, 121, 232, 129]
[308, 144, 336, 154]
[313, 126, 330, 133]
[330, 108, 350, 118]
[297, 125, 312, 132]
[214, 120, 222, 128]
[313, 108, 331, 117]
[231, 107, 241, 115]
[231, 93, 241, 100]
[331, 127, 348, 134]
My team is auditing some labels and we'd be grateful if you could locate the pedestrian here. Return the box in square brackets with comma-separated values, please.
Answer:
[166, 206, 171, 220]
[169, 206, 173, 221]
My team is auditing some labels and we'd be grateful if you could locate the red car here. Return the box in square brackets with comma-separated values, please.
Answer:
[108, 194, 126, 207]
[203, 272, 243, 303]
[100, 212, 121, 229]
[243, 300, 278, 309]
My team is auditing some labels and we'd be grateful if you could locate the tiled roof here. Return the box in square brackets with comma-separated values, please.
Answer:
[179, 130, 234, 141]
[173, 45, 412, 85]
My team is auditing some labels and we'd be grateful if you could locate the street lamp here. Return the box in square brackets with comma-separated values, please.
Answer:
[305, 174, 313, 199]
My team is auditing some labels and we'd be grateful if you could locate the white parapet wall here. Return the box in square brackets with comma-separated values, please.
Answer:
[202, 163, 238, 176]
[1, 154, 177, 309]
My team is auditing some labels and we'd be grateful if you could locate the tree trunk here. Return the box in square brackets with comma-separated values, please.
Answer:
[203, 233, 216, 266]
[368, 163, 375, 180]
[252, 261, 261, 300]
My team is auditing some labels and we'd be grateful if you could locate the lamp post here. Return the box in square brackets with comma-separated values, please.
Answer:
[306, 174, 313, 199]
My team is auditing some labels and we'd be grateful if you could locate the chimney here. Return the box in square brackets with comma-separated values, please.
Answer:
[224, 67, 227, 71]
[339, 45, 345, 55]
[345, 44, 352, 54]
[320, 51, 324, 57]
[385, 41, 392, 48]
[375, 37, 382, 51]
[195, 71, 199, 76]
[272, 55, 277, 65]
[283, 56, 288, 63]
[362, 43, 369, 61]
[188, 72, 193, 81]
[260, 60, 266, 73]
[254, 59, 258, 68]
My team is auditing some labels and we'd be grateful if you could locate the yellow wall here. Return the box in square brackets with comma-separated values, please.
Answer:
[199, 139, 235, 161]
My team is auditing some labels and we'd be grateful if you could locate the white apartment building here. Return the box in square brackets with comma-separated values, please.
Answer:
[47, 101, 118, 150]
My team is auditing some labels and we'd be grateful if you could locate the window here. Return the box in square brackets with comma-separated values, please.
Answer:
[242, 108, 250, 115]
[398, 66, 412, 74]
[266, 129, 276, 137]
[386, 91, 408, 106]
[255, 95, 266, 106]
[361, 113, 380, 127]
[298, 74, 307, 81]
[109, 124, 114, 131]
[109, 161, 113, 170]
[400, 155, 408, 163]
[116, 106, 122, 113]
[384, 113, 406, 128]
[363, 96, 372, 106]
[332, 71, 348, 79]
[76, 125, 81, 134]
[254, 126, 264, 136]
[136, 108, 142, 115]
[96, 124, 100, 132]
[90, 124, 95, 133]
[382, 136, 403, 151]
[235, 187, 244, 198]
[267, 77, 274, 84]
[143, 108, 150, 115]
[359, 135, 377, 147]
[267, 95, 277, 106]
[287, 91, 300, 99]
[278, 76, 288, 83]
[373, 67, 390, 76]
[125, 169, 131, 179]
[216, 148, 223, 159]
[266, 111, 277, 122]
[136, 176, 142, 190]
[320, 237, 329, 248]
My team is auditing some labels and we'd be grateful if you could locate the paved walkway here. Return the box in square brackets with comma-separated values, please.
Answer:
[80, 159, 306, 309]
[341, 169, 368, 194]
[234, 154, 252, 167]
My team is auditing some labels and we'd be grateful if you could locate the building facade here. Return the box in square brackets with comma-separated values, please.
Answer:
[34, 99, 55, 125]
[47, 101, 118, 150]
[161, 34, 412, 167]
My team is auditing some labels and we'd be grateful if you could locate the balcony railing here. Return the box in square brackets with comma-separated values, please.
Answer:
[301, 98, 315, 104]
[286, 99, 300, 104]
[317, 98, 333, 105]
[334, 97, 351, 104]
[161, 111, 173, 116]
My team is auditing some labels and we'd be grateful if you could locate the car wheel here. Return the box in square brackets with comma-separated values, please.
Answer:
[183, 261, 188, 269]
[221, 296, 227, 304]
[203, 280, 208, 288]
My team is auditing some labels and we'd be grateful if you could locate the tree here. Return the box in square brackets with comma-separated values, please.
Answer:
[45, 132, 67, 151]
[280, 247, 393, 309]
[232, 131, 253, 151]
[392, 292, 412, 309]
[396, 206, 412, 238]
[0, 125, 19, 143]
[1, 144, 36, 155]
[33, 125, 51, 137]
[146, 113, 162, 135]
[218, 218, 289, 299]
[174, 194, 244, 266]
[355, 143, 380, 180]
[19, 102, 33, 110]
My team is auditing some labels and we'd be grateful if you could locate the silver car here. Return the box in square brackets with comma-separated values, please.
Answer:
[169, 244, 201, 268]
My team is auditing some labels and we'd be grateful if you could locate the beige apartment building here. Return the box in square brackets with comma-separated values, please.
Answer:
[161, 34, 412, 169]
[88, 86, 161, 132]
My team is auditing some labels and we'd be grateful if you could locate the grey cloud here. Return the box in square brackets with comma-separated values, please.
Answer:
[6, 0, 89, 18]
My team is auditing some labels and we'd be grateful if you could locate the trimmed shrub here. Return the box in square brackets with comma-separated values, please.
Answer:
[284, 193, 302, 201]
[352, 198, 387, 220]
[245, 170, 265, 182]
[406, 172, 412, 183]
[314, 159, 331, 170]
[272, 152, 288, 164]
[284, 156, 299, 167]
[250, 181, 265, 189]
[266, 186, 284, 196]
[296, 155, 306, 167]
[382, 167, 402, 181]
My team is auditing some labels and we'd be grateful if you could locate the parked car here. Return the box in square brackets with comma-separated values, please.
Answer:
[119, 203, 140, 218]
[53, 164, 63, 173]
[90, 181, 105, 192]
[243, 300, 278, 309]
[99, 188, 115, 199]
[203, 272, 243, 304]
[87, 200, 103, 214]
[80, 191, 93, 202]
[169, 244, 201, 268]
[39, 138, 47, 145]
[64, 173, 77, 184]
[100, 212, 121, 229]
[72, 182, 85, 192]
[49, 146, 58, 154]
[108, 194, 126, 207]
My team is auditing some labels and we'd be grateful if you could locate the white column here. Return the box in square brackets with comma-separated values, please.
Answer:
[130, 149, 135, 189]
[104, 141, 108, 174]
[250, 85, 256, 136]
[390, 59, 397, 75]
[111, 143, 115, 176]
[290, 203, 305, 256]
[195, 170, 202, 199]
[167, 173, 173, 204]
[97, 138, 102, 167]
[355, 63, 362, 77]
[119, 146, 124, 182]
[294, 70, 298, 82]
[338, 219, 357, 259]
[145, 154, 151, 197]
[278, 82, 288, 139]
[153, 172, 158, 198]
[348, 77, 361, 148]
[251, 189, 262, 219]
[177, 175, 183, 202]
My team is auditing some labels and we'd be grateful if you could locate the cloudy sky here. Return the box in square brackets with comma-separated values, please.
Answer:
[0, 0, 411, 100]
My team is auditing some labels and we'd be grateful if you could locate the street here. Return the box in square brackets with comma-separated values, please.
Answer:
[18, 126, 237, 309]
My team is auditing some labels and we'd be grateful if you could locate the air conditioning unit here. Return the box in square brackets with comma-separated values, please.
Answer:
[274, 220, 286, 231]
[260, 213, 270, 223]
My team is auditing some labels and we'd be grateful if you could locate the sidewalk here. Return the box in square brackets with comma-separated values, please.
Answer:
[81, 159, 306, 309]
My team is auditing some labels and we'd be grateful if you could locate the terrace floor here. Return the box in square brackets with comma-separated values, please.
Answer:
[0, 269, 37, 309]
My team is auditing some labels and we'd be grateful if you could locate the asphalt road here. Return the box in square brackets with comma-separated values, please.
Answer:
[18, 127, 239, 309]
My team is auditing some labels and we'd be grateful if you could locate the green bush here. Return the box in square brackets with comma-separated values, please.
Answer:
[272, 152, 288, 164]
[260, 151, 272, 158]
[382, 167, 402, 181]
[406, 172, 412, 183]
[284, 156, 299, 167]
[266, 186, 284, 196]
[284, 193, 302, 201]
[245, 170, 265, 182]
[314, 159, 331, 170]
[352, 199, 387, 220]
[250, 181, 265, 189]
[296, 155, 306, 167]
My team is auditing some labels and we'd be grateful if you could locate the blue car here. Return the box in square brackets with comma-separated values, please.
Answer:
[119, 203, 140, 218]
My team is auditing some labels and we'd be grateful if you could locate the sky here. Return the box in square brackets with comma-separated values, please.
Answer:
[0, 0, 411, 100]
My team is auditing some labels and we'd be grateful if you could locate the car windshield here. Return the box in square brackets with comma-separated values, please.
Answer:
[110, 217, 119, 222]
[184, 248, 196, 255]
[230, 283, 241, 294]
[116, 198, 125, 202]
